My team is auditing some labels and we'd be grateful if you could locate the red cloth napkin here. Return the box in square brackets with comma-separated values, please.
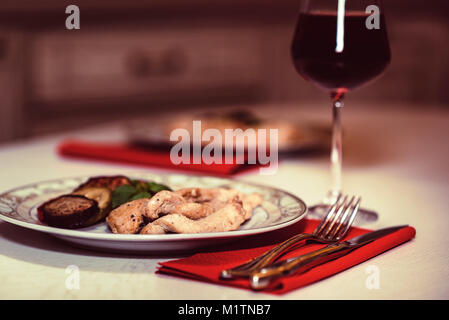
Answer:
[57, 140, 261, 176]
[156, 219, 416, 295]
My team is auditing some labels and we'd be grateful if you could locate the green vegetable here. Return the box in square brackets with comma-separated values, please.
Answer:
[111, 180, 172, 208]
[130, 192, 153, 201]
[146, 182, 171, 193]
[111, 185, 138, 208]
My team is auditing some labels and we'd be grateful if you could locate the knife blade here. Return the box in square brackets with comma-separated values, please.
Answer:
[250, 225, 408, 290]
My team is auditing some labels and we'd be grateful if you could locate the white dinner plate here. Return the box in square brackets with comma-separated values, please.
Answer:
[0, 173, 307, 254]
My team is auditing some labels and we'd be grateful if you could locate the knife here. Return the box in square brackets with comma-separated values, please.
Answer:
[250, 225, 408, 290]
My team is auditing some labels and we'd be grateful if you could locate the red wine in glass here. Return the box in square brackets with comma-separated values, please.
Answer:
[292, 11, 391, 92]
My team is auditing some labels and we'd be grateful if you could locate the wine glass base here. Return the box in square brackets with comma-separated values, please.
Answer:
[307, 203, 378, 226]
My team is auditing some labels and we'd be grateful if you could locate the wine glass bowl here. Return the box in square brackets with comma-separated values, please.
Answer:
[291, 10, 391, 92]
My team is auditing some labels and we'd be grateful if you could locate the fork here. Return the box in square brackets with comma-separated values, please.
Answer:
[220, 194, 361, 280]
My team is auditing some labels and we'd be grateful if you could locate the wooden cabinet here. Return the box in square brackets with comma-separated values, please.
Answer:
[0, 30, 25, 142]
[29, 27, 267, 106]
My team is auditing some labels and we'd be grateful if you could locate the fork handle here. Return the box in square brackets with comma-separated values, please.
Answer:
[220, 233, 314, 279]
[250, 242, 353, 290]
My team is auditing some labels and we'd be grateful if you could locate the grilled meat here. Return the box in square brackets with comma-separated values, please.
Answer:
[74, 175, 131, 192]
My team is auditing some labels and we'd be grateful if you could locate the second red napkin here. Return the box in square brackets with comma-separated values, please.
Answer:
[58, 140, 262, 176]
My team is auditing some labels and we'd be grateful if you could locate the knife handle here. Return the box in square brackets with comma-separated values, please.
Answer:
[250, 242, 353, 290]
[220, 233, 314, 279]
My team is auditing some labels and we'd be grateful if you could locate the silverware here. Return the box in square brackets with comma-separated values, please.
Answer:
[250, 225, 408, 290]
[308, 191, 378, 225]
[220, 194, 361, 279]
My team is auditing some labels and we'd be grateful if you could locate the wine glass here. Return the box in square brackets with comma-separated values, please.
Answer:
[291, 0, 391, 222]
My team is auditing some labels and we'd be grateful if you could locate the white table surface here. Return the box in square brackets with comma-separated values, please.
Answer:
[0, 103, 448, 300]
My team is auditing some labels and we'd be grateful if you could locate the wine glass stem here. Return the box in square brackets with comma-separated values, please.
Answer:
[330, 93, 344, 200]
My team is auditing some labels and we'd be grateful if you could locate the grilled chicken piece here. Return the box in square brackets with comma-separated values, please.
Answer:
[176, 188, 262, 219]
[106, 191, 186, 233]
[175, 187, 241, 208]
[105, 198, 147, 234]
[106, 188, 263, 234]
[171, 202, 215, 220]
[38, 195, 99, 229]
[140, 202, 246, 234]
[145, 190, 186, 220]
[106, 191, 208, 233]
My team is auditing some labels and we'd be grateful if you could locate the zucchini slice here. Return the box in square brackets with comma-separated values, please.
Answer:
[74, 175, 131, 192]
[73, 187, 112, 224]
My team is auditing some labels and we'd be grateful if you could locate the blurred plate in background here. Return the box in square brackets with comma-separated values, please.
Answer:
[126, 110, 330, 154]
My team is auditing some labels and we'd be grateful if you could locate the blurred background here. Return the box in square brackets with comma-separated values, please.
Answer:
[0, 0, 448, 143]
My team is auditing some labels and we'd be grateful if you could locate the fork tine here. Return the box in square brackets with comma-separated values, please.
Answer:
[327, 196, 356, 239]
[321, 195, 349, 238]
[335, 196, 361, 241]
[312, 194, 342, 236]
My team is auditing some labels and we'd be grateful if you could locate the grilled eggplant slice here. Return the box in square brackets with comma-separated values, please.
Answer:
[74, 175, 131, 192]
[72, 187, 112, 224]
[38, 194, 99, 229]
